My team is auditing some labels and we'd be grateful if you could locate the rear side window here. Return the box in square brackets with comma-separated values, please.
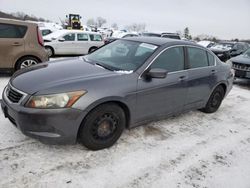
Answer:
[151, 47, 184, 72]
[207, 52, 215, 66]
[187, 47, 208, 69]
[89, 34, 102, 41]
[0, 23, 27, 38]
[77, 33, 89, 41]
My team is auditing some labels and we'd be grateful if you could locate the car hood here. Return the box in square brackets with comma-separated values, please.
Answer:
[231, 55, 250, 65]
[10, 57, 117, 95]
[210, 48, 229, 53]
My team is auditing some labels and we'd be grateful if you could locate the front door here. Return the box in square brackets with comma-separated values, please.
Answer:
[57, 33, 76, 55]
[76, 33, 90, 54]
[136, 46, 188, 123]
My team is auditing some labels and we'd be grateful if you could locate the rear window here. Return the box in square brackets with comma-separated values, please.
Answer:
[207, 52, 215, 66]
[89, 34, 102, 41]
[187, 47, 209, 69]
[0, 23, 27, 38]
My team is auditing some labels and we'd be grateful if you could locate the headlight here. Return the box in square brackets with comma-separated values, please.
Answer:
[26, 90, 87, 109]
[226, 59, 232, 67]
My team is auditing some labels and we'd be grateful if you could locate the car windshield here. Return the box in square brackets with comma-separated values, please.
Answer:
[85, 40, 158, 72]
[243, 48, 250, 58]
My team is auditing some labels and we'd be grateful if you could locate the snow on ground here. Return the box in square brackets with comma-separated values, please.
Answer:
[0, 74, 250, 188]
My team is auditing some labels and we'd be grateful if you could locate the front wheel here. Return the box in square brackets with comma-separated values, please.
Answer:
[45, 46, 54, 57]
[78, 103, 126, 150]
[200, 86, 225, 113]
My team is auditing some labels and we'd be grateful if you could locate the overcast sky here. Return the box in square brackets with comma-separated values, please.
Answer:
[1, 0, 250, 39]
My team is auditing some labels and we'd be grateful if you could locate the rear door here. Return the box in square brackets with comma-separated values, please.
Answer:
[89, 34, 104, 48]
[136, 46, 188, 122]
[184, 46, 217, 110]
[0, 23, 26, 69]
[76, 33, 90, 54]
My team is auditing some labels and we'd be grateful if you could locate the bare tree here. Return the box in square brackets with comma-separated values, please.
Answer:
[96, 17, 107, 27]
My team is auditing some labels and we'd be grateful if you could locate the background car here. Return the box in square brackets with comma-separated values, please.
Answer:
[210, 42, 249, 61]
[0, 18, 48, 72]
[44, 30, 104, 56]
[104, 32, 139, 45]
[141, 32, 181, 40]
[229, 48, 250, 79]
[40, 27, 53, 36]
[197, 40, 215, 48]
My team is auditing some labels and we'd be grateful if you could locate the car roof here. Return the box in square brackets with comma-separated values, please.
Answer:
[122, 36, 197, 47]
[44, 29, 102, 39]
[50, 29, 101, 34]
[0, 18, 37, 26]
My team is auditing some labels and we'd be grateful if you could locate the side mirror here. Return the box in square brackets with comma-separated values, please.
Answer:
[231, 48, 237, 52]
[145, 68, 168, 79]
[58, 38, 65, 42]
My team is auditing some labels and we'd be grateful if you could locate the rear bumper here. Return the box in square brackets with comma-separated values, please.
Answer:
[1, 95, 87, 144]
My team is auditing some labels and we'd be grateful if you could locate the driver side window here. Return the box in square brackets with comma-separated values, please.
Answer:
[151, 47, 184, 72]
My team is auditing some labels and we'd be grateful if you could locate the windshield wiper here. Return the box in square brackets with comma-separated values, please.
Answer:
[81, 56, 95, 65]
[95, 63, 116, 71]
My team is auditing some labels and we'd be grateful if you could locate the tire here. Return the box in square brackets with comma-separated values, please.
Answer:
[200, 86, 225, 113]
[88, 47, 97, 54]
[78, 103, 126, 150]
[16, 56, 39, 70]
[45, 46, 54, 57]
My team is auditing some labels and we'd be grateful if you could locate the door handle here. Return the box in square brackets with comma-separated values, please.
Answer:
[12, 42, 22, 46]
[179, 75, 187, 81]
[211, 70, 217, 74]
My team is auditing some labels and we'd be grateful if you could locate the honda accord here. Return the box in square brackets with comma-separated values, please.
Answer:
[1, 37, 234, 150]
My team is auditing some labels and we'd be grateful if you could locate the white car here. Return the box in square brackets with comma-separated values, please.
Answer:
[112, 31, 138, 38]
[44, 30, 104, 56]
[197, 40, 215, 48]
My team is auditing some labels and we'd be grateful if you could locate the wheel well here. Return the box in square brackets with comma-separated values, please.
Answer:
[77, 101, 131, 139]
[91, 101, 130, 128]
[45, 46, 54, 52]
[15, 55, 41, 70]
[218, 83, 227, 96]
[88, 46, 98, 53]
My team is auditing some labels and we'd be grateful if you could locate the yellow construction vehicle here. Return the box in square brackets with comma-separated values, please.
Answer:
[66, 14, 83, 30]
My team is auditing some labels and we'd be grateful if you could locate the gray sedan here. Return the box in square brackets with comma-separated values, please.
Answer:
[1, 37, 234, 150]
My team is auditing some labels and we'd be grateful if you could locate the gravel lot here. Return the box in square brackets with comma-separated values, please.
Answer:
[0, 70, 250, 188]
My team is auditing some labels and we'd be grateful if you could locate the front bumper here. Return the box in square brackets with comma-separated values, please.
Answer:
[234, 69, 250, 79]
[1, 92, 87, 144]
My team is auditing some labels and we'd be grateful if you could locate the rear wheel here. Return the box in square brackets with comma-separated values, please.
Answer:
[78, 103, 126, 150]
[201, 86, 225, 113]
[16, 56, 39, 70]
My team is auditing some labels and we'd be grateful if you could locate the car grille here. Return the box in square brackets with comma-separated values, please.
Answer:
[232, 62, 250, 72]
[6, 86, 24, 103]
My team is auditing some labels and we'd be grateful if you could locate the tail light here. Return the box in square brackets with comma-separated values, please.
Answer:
[37, 26, 44, 46]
